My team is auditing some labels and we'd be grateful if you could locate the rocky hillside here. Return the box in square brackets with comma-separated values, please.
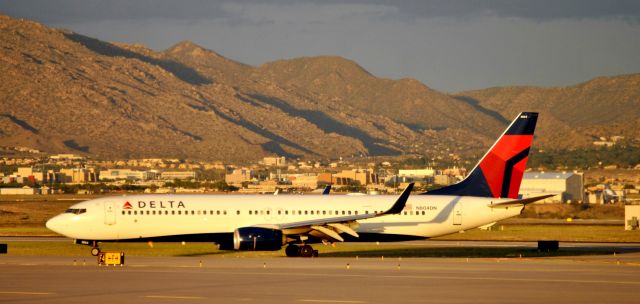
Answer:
[1, 15, 638, 162]
[455, 74, 640, 148]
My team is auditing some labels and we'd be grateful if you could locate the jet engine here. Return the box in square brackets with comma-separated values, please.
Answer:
[233, 227, 284, 251]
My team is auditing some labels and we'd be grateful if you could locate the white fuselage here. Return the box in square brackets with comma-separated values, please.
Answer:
[46, 194, 523, 241]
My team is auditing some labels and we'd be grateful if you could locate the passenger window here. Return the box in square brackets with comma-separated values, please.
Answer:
[128, 211, 131, 215]
[323, 211, 326, 215]
[348, 211, 352, 215]
[134, 211, 138, 215]
[266, 210, 270, 215]
[305, 210, 308, 215]
[178, 211, 181, 215]
[249, 210, 252, 215]
[342, 211, 345, 215]
[172, 210, 175, 215]
[355, 211, 358, 215]
[121, 211, 125, 215]
[191, 210, 195, 215]
[310, 211, 314, 215]
[237, 210, 240, 215]
[217, 210, 220, 215]
[285, 210, 288, 215]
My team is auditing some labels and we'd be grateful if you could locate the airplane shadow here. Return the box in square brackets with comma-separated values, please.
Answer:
[174, 245, 640, 258]
[319, 245, 640, 258]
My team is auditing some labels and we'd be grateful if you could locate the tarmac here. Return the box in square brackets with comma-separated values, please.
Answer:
[2, 240, 640, 303]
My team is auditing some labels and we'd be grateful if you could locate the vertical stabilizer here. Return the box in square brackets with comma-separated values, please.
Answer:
[424, 112, 538, 199]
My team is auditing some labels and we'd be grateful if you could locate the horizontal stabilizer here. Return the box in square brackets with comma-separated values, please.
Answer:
[487, 194, 557, 208]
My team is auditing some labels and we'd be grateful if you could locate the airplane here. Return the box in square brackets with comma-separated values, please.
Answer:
[46, 112, 552, 257]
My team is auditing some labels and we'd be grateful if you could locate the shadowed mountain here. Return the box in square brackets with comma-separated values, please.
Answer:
[1, 14, 638, 161]
[245, 94, 400, 155]
[64, 33, 212, 86]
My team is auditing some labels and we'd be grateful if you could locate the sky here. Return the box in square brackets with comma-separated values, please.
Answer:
[2, 0, 640, 92]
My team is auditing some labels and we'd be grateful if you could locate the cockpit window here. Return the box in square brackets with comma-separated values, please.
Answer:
[65, 208, 87, 215]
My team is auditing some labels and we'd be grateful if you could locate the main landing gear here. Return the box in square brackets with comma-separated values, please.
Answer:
[285, 244, 318, 258]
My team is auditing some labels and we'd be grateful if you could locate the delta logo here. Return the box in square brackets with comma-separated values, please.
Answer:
[123, 201, 133, 209]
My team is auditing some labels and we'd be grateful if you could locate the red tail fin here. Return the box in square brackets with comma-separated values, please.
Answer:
[425, 112, 538, 198]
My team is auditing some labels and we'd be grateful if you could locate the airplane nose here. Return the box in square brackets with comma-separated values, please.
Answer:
[45, 216, 62, 234]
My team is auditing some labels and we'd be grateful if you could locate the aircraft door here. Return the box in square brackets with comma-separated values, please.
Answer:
[453, 201, 462, 225]
[104, 201, 116, 225]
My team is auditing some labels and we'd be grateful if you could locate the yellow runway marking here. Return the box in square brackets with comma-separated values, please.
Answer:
[0, 291, 54, 295]
[299, 300, 366, 303]
[144, 295, 205, 300]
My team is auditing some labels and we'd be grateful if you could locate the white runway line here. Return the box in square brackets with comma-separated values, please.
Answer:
[144, 295, 205, 300]
[0, 291, 54, 295]
[299, 300, 367, 303]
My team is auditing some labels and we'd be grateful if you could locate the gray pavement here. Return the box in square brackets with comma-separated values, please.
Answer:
[2, 252, 640, 304]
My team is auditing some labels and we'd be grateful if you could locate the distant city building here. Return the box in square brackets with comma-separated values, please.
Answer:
[49, 154, 84, 161]
[160, 171, 196, 180]
[625, 205, 640, 231]
[290, 175, 320, 189]
[263, 156, 286, 167]
[333, 169, 379, 186]
[398, 168, 435, 179]
[100, 169, 151, 181]
[59, 168, 99, 183]
[520, 172, 584, 203]
[225, 169, 253, 187]
[434, 174, 458, 186]
[0, 186, 40, 195]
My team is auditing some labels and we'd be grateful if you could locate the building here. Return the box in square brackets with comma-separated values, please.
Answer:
[398, 168, 435, 179]
[263, 156, 286, 167]
[60, 168, 99, 183]
[225, 169, 253, 187]
[160, 171, 196, 180]
[49, 154, 84, 161]
[291, 175, 320, 189]
[100, 169, 150, 181]
[434, 174, 458, 186]
[0, 186, 40, 195]
[520, 172, 584, 203]
[625, 205, 640, 230]
[333, 169, 379, 186]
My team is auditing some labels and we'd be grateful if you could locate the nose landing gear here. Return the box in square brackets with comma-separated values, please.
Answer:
[75, 240, 101, 256]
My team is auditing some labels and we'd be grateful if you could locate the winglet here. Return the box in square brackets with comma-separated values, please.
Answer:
[322, 185, 331, 195]
[382, 183, 414, 215]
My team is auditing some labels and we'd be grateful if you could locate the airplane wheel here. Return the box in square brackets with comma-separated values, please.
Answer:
[91, 247, 100, 256]
[300, 245, 314, 258]
[312, 250, 319, 257]
[285, 245, 300, 257]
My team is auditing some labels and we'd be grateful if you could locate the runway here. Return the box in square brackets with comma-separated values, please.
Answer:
[2, 250, 640, 303]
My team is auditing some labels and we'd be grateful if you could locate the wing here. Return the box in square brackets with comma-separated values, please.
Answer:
[274, 183, 414, 242]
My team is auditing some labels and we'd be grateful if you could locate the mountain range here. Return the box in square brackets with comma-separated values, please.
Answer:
[1, 15, 638, 162]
